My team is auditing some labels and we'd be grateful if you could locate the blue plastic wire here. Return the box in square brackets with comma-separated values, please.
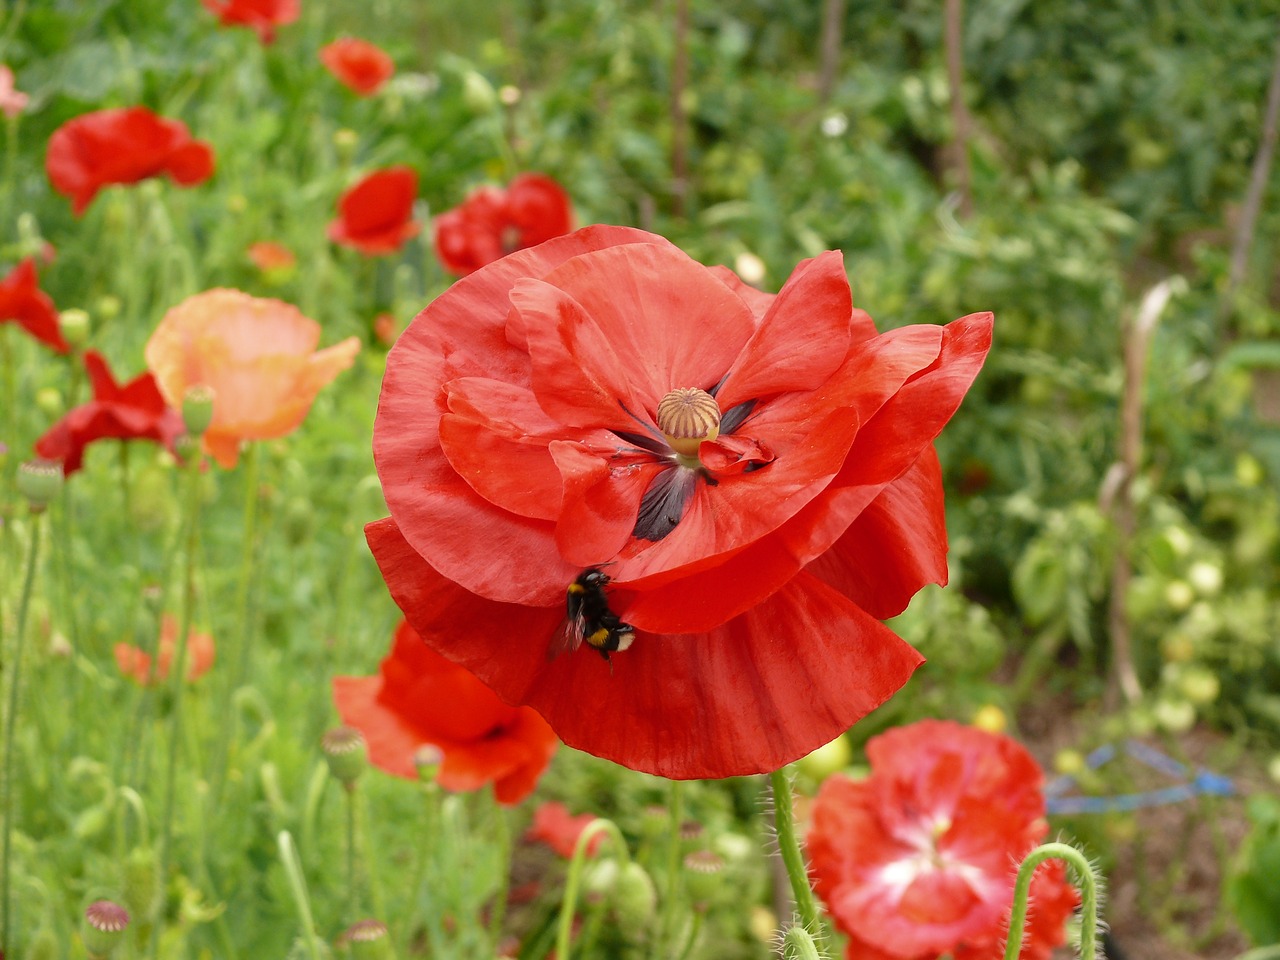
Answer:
[1044, 739, 1234, 815]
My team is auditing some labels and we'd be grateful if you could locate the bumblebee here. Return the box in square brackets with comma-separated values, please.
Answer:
[548, 567, 635, 665]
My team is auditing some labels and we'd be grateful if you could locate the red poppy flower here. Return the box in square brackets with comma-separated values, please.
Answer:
[114, 614, 216, 686]
[45, 107, 215, 216]
[366, 225, 993, 780]
[35, 350, 185, 475]
[327, 167, 420, 256]
[201, 0, 299, 44]
[320, 37, 394, 96]
[332, 620, 559, 805]
[806, 720, 1079, 960]
[433, 173, 573, 276]
[0, 258, 67, 353]
[526, 802, 603, 858]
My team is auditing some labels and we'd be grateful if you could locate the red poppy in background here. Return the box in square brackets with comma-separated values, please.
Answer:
[433, 173, 573, 275]
[320, 37, 394, 96]
[366, 225, 993, 780]
[526, 802, 603, 858]
[115, 614, 216, 686]
[45, 107, 214, 216]
[201, 0, 299, 44]
[144, 288, 360, 468]
[807, 720, 1078, 960]
[247, 241, 296, 274]
[0, 65, 29, 118]
[35, 351, 185, 475]
[0, 258, 67, 353]
[332, 620, 558, 805]
[327, 167, 420, 256]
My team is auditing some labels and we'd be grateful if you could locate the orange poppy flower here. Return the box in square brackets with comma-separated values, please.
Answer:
[115, 614, 216, 685]
[143, 288, 360, 468]
[320, 38, 395, 97]
[201, 0, 299, 44]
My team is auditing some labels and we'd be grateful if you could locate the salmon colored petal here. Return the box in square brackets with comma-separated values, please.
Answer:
[368, 516, 922, 779]
[332, 675, 424, 780]
[374, 226, 675, 607]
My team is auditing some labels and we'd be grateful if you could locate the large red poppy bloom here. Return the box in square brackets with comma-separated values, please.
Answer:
[807, 720, 1079, 960]
[35, 351, 185, 475]
[367, 226, 992, 779]
[45, 107, 214, 216]
[0, 258, 67, 353]
[201, 0, 299, 44]
[433, 173, 573, 276]
[320, 37, 394, 96]
[333, 620, 558, 805]
[327, 167, 420, 256]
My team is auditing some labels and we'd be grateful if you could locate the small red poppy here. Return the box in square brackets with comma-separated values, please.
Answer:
[526, 802, 603, 859]
[35, 351, 185, 475]
[201, 0, 300, 44]
[320, 38, 395, 97]
[327, 167, 420, 256]
[115, 614, 216, 686]
[45, 107, 214, 216]
[806, 720, 1079, 960]
[367, 225, 993, 780]
[433, 173, 573, 275]
[0, 258, 67, 353]
[332, 620, 558, 805]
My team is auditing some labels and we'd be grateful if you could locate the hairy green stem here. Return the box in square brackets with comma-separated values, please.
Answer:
[1003, 842, 1101, 960]
[0, 507, 43, 955]
[278, 830, 324, 960]
[653, 778, 684, 958]
[770, 768, 823, 935]
[556, 818, 631, 960]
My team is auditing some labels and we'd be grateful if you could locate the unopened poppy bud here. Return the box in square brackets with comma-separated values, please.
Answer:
[122, 845, 159, 916]
[612, 861, 657, 929]
[683, 849, 724, 909]
[182, 385, 216, 436]
[96, 294, 122, 321]
[343, 919, 390, 959]
[461, 71, 497, 113]
[60, 307, 91, 346]
[333, 127, 359, 160]
[797, 734, 852, 782]
[17, 459, 62, 509]
[322, 725, 367, 787]
[35, 386, 62, 416]
[582, 857, 619, 904]
[82, 900, 130, 957]
[781, 924, 822, 960]
[657, 387, 720, 458]
[414, 743, 443, 783]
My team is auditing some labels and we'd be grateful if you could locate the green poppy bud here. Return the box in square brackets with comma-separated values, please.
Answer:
[611, 861, 657, 929]
[123, 845, 159, 917]
[781, 924, 822, 960]
[59, 308, 91, 347]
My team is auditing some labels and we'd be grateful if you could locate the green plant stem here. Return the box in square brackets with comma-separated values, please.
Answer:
[1002, 842, 1100, 960]
[770, 768, 823, 934]
[346, 784, 357, 919]
[278, 830, 324, 960]
[406, 782, 443, 955]
[0, 506, 43, 956]
[556, 818, 631, 960]
[487, 792, 512, 947]
[354, 777, 387, 923]
[150, 448, 204, 959]
[653, 778, 684, 959]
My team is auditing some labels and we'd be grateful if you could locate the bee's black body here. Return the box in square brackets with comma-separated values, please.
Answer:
[549, 567, 635, 664]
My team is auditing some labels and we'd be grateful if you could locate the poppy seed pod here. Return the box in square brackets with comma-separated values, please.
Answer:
[683, 849, 724, 909]
[17, 458, 62, 509]
[343, 919, 390, 960]
[321, 725, 367, 787]
[82, 900, 130, 957]
[182, 385, 216, 437]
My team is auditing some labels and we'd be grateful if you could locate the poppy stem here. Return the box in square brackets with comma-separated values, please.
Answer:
[768, 768, 825, 942]
[654, 778, 684, 957]
[486, 791, 512, 947]
[556, 818, 631, 960]
[150, 443, 204, 959]
[1002, 842, 1102, 960]
[277, 830, 325, 960]
[0, 502, 43, 955]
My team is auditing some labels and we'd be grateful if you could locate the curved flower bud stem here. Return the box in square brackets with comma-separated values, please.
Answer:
[1003, 841, 1102, 960]
[277, 830, 324, 960]
[769, 769, 825, 942]
[556, 817, 632, 960]
[0, 505, 42, 955]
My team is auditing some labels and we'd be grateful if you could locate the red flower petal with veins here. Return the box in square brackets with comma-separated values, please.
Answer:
[434, 174, 573, 275]
[807, 721, 1078, 960]
[320, 37, 394, 96]
[332, 620, 558, 805]
[327, 167, 420, 256]
[201, 0, 299, 44]
[370, 225, 992, 778]
[45, 107, 214, 215]
[35, 351, 184, 475]
[0, 258, 67, 353]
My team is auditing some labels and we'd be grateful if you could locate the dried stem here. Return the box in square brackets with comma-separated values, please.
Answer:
[944, 0, 974, 218]
[669, 0, 690, 217]
[817, 0, 845, 107]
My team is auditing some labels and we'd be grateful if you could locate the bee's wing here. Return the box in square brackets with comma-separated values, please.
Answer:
[546, 613, 585, 662]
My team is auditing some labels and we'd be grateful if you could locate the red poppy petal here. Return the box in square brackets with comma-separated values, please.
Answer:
[507, 173, 574, 245]
[340, 167, 417, 236]
[716, 250, 853, 405]
[83, 351, 119, 398]
[372, 512, 922, 778]
[550, 442, 666, 565]
[166, 140, 215, 185]
[533, 242, 757, 405]
[375, 227, 675, 606]
[332, 674, 426, 779]
[805, 447, 948, 620]
[438, 709, 558, 804]
[438, 377, 572, 521]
